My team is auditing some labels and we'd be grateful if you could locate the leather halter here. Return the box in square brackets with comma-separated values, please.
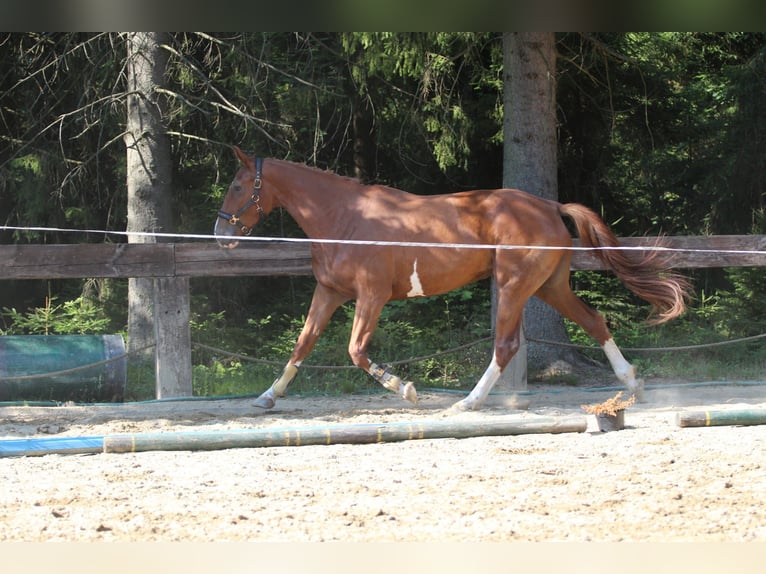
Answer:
[217, 157, 265, 236]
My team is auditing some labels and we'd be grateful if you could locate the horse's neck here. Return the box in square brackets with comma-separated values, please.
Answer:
[268, 160, 358, 238]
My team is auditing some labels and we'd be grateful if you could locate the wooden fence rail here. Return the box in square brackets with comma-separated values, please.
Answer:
[2, 235, 765, 280]
[1, 235, 764, 398]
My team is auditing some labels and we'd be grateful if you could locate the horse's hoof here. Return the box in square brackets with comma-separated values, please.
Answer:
[253, 392, 275, 410]
[401, 381, 418, 405]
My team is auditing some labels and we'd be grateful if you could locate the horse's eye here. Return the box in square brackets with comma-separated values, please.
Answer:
[232, 184, 242, 193]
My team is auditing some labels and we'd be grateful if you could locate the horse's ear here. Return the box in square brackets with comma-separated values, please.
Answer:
[232, 145, 255, 170]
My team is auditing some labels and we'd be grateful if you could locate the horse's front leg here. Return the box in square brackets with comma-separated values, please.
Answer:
[367, 363, 418, 404]
[450, 272, 529, 412]
[348, 295, 418, 405]
[254, 284, 347, 409]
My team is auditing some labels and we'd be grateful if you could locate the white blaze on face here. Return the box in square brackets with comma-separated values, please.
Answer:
[407, 259, 426, 298]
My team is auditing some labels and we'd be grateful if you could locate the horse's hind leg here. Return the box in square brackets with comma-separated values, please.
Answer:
[347, 295, 418, 404]
[254, 283, 348, 409]
[535, 269, 644, 399]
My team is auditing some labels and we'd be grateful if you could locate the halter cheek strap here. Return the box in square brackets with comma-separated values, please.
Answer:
[217, 157, 265, 236]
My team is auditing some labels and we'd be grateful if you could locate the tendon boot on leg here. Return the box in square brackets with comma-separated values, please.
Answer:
[254, 363, 300, 409]
[369, 363, 418, 404]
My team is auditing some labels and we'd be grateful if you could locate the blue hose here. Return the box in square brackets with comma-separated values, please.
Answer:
[0, 435, 104, 457]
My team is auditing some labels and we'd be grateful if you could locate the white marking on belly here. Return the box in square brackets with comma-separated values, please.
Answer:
[407, 259, 425, 298]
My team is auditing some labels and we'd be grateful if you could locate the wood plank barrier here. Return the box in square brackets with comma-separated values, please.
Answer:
[0, 242, 312, 279]
[1, 235, 764, 398]
[1, 235, 764, 280]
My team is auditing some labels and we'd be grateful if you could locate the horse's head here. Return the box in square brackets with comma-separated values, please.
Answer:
[214, 146, 267, 248]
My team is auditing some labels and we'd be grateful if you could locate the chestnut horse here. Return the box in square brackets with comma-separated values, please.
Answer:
[215, 146, 689, 411]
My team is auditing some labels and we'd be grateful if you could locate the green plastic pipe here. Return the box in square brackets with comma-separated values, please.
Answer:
[0, 415, 586, 457]
[676, 408, 766, 428]
[102, 415, 587, 454]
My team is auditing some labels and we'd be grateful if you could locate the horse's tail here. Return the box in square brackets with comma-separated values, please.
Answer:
[559, 203, 691, 324]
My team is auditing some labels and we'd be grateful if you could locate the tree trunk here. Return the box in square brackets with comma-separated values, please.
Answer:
[352, 93, 376, 183]
[497, 32, 577, 388]
[346, 48, 376, 184]
[124, 32, 173, 361]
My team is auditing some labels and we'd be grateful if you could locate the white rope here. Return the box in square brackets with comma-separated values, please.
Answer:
[2, 225, 765, 256]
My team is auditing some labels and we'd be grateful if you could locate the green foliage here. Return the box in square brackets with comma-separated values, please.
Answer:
[5, 154, 48, 241]
[0, 295, 111, 335]
[717, 210, 766, 335]
[192, 360, 267, 398]
[340, 32, 500, 177]
[180, 285, 494, 399]
[558, 32, 766, 238]
[2, 33, 766, 395]
[124, 362, 156, 402]
[563, 273, 766, 382]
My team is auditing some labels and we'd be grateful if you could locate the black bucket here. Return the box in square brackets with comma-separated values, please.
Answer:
[0, 335, 127, 402]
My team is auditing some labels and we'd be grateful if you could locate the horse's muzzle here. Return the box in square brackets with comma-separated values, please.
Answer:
[214, 218, 240, 249]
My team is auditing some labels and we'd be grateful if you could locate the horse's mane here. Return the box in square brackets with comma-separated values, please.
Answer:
[273, 158, 363, 187]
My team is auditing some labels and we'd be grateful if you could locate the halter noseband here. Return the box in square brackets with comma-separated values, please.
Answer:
[217, 157, 265, 236]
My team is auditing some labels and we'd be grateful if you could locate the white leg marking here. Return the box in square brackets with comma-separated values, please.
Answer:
[451, 354, 503, 411]
[407, 259, 425, 298]
[602, 338, 643, 397]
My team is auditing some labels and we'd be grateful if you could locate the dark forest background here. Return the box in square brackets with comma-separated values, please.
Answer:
[2, 33, 765, 397]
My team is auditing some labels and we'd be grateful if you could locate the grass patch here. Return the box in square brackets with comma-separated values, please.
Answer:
[118, 277, 765, 401]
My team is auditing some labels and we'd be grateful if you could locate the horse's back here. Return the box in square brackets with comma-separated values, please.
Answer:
[439, 187, 570, 248]
[355, 186, 566, 244]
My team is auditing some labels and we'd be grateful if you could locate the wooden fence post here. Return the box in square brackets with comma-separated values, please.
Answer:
[153, 276, 192, 398]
